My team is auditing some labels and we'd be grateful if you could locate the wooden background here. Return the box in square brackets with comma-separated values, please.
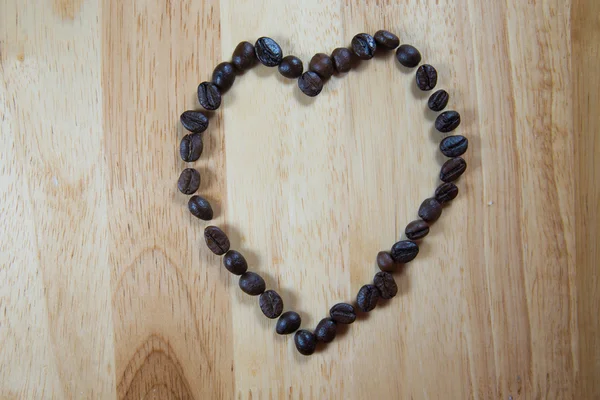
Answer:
[1, 0, 598, 398]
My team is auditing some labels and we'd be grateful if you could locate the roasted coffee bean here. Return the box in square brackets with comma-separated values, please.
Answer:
[440, 157, 467, 182]
[239, 272, 266, 295]
[435, 111, 461, 133]
[331, 48, 353, 73]
[395, 44, 421, 68]
[390, 240, 419, 263]
[315, 318, 337, 343]
[309, 53, 334, 79]
[435, 182, 459, 204]
[351, 33, 377, 60]
[356, 284, 380, 312]
[374, 30, 399, 50]
[376, 251, 396, 272]
[254, 37, 283, 67]
[204, 226, 230, 255]
[231, 41, 256, 71]
[440, 135, 468, 157]
[177, 168, 201, 195]
[416, 64, 437, 91]
[428, 90, 449, 111]
[197, 82, 221, 110]
[294, 330, 317, 355]
[276, 311, 302, 335]
[298, 71, 323, 97]
[278, 55, 304, 79]
[222, 250, 248, 275]
[212, 62, 236, 92]
[329, 303, 356, 324]
[180, 133, 203, 162]
[405, 219, 430, 240]
[180, 110, 208, 133]
[259, 290, 284, 319]
[188, 196, 213, 220]
[418, 198, 443, 222]
[373, 271, 398, 300]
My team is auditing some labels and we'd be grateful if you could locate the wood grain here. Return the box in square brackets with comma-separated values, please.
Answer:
[1, 0, 597, 398]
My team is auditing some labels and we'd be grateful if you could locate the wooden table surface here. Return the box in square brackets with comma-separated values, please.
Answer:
[1, 0, 598, 398]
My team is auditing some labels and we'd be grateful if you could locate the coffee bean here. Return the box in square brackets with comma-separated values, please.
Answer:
[376, 251, 396, 272]
[390, 240, 419, 263]
[180, 133, 203, 162]
[222, 250, 248, 275]
[405, 219, 430, 240]
[418, 198, 443, 222]
[298, 71, 323, 97]
[416, 64, 437, 91]
[330, 303, 356, 324]
[351, 33, 377, 60]
[231, 41, 256, 71]
[239, 272, 266, 295]
[254, 37, 283, 67]
[428, 90, 449, 111]
[259, 290, 284, 319]
[331, 48, 353, 73]
[177, 168, 201, 195]
[374, 30, 400, 50]
[309, 53, 334, 79]
[197, 82, 221, 110]
[276, 311, 302, 335]
[294, 330, 317, 355]
[188, 196, 213, 220]
[395, 44, 421, 68]
[435, 111, 461, 133]
[180, 110, 208, 133]
[373, 271, 398, 300]
[440, 157, 467, 182]
[356, 284, 380, 312]
[315, 318, 337, 343]
[204, 226, 230, 255]
[435, 182, 459, 204]
[212, 62, 236, 92]
[278, 55, 304, 79]
[440, 135, 468, 157]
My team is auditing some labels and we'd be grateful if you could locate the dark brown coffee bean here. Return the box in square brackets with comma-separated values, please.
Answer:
[395, 44, 421, 68]
[435, 182, 459, 203]
[231, 41, 256, 71]
[204, 226, 230, 255]
[315, 318, 337, 343]
[177, 168, 201, 195]
[390, 240, 419, 263]
[309, 53, 334, 79]
[405, 220, 430, 240]
[197, 82, 221, 110]
[239, 272, 266, 295]
[435, 111, 461, 133]
[351, 33, 376, 60]
[259, 290, 284, 319]
[278, 55, 303, 79]
[416, 64, 437, 91]
[180, 110, 208, 133]
[329, 303, 356, 324]
[294, 330, 317, 355]
[331, 48, 353, 73]
[373, 271, 398, 300]
[428, 90, 449, 111]
[440, 157, 467, 182]
[212, 62, 236, 92]
[356, 284, 380, 312]
[374, 30, 399, 50]
[254, 37, 283, 67]
[376, 251, 396, 272]
[188, 195, 213, 220]
[180, 133, 203, 162]
[440, 135, 468, 157]
[298, 71, 323, 97]
[276, 311, 302, 335]
[418, 198, 443, 222]
[222, 250, 248, 275]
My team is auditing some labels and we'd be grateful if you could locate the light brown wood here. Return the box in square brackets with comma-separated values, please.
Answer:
[0, 0, 597, 398]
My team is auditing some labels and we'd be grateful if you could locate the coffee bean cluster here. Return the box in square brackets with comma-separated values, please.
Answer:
[176, 30, 468, 356]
